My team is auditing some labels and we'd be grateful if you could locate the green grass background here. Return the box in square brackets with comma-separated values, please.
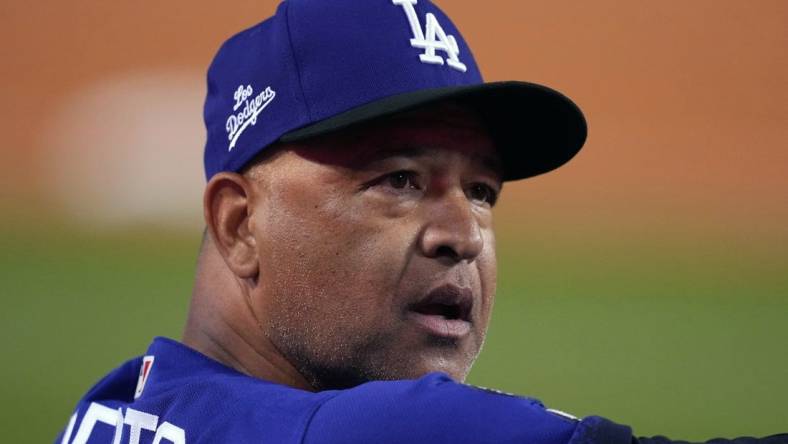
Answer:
[1, 204, 786, 442]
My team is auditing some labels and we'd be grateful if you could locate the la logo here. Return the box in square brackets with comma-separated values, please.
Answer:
[392, 0, 468, 72]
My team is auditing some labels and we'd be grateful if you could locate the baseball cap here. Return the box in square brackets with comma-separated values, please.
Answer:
[203, 0, 587, 181]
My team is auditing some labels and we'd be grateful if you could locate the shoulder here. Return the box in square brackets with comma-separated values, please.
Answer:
[173, 374, 331, 443]
[134, 356, 332, 444]
[57, 341, 634, 444]
[303, 372, 601, 444]
[56, 339, 333, 444]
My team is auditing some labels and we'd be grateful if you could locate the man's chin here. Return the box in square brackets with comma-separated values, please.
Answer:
[413, 359, 472, 382]
[382, 349, 475, 382]
[289, 333, 479, 390]
[302, 355, 473, 390]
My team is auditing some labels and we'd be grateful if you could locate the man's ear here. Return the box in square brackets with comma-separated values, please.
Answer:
[203, 172, 259, 279]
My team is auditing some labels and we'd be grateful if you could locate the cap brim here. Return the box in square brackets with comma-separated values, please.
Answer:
[279, 81, 587, 181]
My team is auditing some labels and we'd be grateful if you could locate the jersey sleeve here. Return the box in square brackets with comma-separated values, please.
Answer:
[301, 372, 633, 444]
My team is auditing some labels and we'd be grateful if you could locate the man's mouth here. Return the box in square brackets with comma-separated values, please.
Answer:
[406, 284, 473, 339]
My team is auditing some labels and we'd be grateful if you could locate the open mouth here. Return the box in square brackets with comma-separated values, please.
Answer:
[407, 285, 473, 338]
[410, 301, 468, 321]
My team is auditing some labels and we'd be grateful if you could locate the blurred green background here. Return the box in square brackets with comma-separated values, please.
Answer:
[1, 0, 786, 442]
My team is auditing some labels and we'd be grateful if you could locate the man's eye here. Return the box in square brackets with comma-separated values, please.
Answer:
[386, 171, 420, 190]
[467, 183, 498, 206]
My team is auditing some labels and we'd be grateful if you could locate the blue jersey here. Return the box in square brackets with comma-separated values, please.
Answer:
[56, 337, 786, 444]
[55, 337, 630, 443]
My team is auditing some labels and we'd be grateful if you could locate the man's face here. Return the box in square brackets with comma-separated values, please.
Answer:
[246, 103, 501, 390]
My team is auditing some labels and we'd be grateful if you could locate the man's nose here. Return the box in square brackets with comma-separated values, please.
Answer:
[418, 191, 484, 263]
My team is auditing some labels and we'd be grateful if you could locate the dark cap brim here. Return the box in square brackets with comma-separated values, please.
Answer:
[279, 81, 587, 181]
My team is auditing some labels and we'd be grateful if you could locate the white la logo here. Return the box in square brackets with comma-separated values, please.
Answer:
[392, 0, 467, 73]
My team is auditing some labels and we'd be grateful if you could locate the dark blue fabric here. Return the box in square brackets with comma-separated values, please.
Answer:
[203, 0, 483, 180]
[287, 0, 482, 123]
[303, 375, 578, 444]
[55, 337, 633, 443]
[203, 1, 310, 180]
[568, 416, 633, 444]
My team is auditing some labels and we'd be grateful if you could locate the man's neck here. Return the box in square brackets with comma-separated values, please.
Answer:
[182, 244, 314, 392]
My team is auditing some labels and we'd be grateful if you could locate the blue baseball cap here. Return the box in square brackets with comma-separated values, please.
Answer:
[203, 0, 587, 181]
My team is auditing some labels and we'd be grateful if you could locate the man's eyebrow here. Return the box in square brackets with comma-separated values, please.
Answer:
[360, 144, 503, 178]
[473, 153, 504, 179]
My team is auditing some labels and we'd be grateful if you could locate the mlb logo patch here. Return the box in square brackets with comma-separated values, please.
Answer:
[134, 355, 155, 399]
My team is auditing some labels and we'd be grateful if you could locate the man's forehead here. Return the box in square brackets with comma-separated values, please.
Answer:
[356, 143, 502, 178]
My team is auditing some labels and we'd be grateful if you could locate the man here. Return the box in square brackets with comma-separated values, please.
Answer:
[57, 0, 786, 443]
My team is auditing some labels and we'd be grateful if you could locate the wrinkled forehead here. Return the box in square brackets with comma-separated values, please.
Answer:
[290, 101, 501, 174]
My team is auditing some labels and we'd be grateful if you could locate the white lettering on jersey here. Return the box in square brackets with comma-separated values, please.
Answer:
[153, 422, 186, 444]
[71, 402, 119, 444]
[391, 0, 467, 72]
[60, 413, 78, 444]
[64, 403, 186, 444]
[124, 408, 159, 444]
[112, 408, 125, 444]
